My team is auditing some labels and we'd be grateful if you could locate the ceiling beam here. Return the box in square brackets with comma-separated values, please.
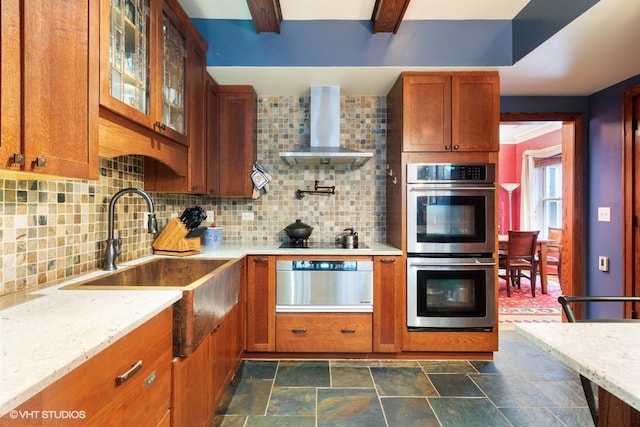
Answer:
[246, 0, 283, 33]
[371, 0, 411, 34]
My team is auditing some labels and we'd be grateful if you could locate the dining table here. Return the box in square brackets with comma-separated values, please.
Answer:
[517, 323, 640, 426]
[498, 234, 553, 294]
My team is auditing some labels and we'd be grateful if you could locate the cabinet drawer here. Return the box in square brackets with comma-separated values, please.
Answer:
[2, 308, 173, 427]
[276, 313, 372, 353]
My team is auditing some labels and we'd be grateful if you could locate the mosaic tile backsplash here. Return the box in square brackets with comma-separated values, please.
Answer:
[0, 95, 387, 296]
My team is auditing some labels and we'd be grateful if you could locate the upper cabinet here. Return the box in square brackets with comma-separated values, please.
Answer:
[389, 72, 499, 153]
[1, 0, 98, 179]
[99, 0, 187, 145]
[144, 29, 208, 193]
[211, 85, 257, 197]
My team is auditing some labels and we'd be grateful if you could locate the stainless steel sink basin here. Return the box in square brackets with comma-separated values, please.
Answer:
[62, 257, 243, 356]
[62, 257, 232, 289]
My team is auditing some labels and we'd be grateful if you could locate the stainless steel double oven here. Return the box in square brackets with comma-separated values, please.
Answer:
[406, 163, 496, 330]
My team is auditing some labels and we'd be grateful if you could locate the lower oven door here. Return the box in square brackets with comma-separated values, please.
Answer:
[407, 257, 496, 330]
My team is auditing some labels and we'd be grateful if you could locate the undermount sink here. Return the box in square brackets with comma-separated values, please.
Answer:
[62, 257, 243, 357]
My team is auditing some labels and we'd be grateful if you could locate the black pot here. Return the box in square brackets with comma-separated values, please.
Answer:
[284, 219, 313, 240]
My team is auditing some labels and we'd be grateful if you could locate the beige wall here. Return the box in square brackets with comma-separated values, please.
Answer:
[0, 95, 387, 296]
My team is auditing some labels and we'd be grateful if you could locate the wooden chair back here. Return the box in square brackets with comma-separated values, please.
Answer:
[548, 227, 562, 245]
[507, 230, 539, 259]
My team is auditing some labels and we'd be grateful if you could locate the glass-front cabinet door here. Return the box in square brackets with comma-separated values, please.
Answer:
[99, 0, 188, 145]
[161, 13, 186, 136]
[101, 0, 152, 126]
[110, 0, 150, 115]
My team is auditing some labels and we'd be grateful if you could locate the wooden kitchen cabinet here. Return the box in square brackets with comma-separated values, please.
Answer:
[172, 260, 245, 427]
[276, 313, 373, 353]
[246, 256, 276, 352]
[144, 29, 209, 193]
[0, 0, 98, 179]
[211, 85, 257, 197]
[99, 0, 189, 145]
[1, 308, 173, 427]
[388, 72, 499, 153]
[171, 332, 211, 427]
[373, 256, 402, 353]
[98, 0, 210, 176]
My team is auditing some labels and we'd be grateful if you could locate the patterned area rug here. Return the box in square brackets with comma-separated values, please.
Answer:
[498, 276, 562, 314]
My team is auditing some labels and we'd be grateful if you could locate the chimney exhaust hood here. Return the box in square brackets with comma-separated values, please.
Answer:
[279, 86, 373, 168]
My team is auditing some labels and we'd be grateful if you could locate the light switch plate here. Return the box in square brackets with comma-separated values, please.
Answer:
[598, 256, 609, 272]
[242, 212, 254, 221]
[597, 207, 611, 222]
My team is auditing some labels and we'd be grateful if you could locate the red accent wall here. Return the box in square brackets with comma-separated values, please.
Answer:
[498, 129, 562, 232]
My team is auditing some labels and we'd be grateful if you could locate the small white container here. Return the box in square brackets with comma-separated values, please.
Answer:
[202, 227, 222, 246]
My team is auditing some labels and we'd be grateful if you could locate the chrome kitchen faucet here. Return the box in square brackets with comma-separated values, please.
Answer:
[102, 188, 158, 271]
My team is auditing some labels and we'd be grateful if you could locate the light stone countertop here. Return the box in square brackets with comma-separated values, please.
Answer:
[0, 284, 182, 417]
[195, 240, 403, 258]
[0, 241, 402, 417]
[516, 322, 640, 411]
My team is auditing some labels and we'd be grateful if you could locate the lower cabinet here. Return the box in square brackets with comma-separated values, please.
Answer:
[171, 337, 211, 427]
[171, 298, 244, 427]
[276, 313, 372, 353]
[1, 308, 173, 427]
[246, 256, 276, 352]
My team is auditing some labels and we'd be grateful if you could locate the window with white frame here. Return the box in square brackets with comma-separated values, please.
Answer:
[538, 158, 562, 236]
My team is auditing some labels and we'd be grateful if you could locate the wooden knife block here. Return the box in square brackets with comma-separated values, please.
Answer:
[153, 218, 201, 256]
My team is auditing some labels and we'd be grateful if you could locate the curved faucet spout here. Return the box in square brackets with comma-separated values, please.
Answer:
[103, 188, 157, 271]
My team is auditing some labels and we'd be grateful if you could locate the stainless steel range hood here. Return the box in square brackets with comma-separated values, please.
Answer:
[279, 86, 373, 168]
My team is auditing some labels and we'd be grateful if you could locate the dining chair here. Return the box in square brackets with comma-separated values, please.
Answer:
[546, 227, 563, 285]
[498, 230, 539, 297]
[557, 296, 640, 426]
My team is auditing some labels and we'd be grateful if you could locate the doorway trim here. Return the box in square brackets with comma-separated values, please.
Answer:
[500, 112, 585, 317]
[623, 84, 640, 313]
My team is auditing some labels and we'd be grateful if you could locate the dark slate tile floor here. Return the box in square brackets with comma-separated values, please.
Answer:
[213, 331, 594, 426]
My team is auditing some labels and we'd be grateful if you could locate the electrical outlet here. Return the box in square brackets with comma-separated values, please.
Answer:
[241, 212, 254, 221]
[142, 212, 150, 228]
[206, 210, 215, 225]
[598, 207, 611, 222]
[598, 256, 609, 272]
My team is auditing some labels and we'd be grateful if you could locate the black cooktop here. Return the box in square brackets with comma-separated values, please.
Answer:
[279, 240, 368, 249]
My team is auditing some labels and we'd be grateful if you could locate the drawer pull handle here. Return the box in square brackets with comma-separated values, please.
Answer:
[291, 328, 307, 333]
[115, 360, 143, 386]
[341, 328, 356, 334]
[380, 259, 396, 264]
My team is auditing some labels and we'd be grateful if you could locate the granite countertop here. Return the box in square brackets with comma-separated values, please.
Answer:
[516, 322, 640, 411]
[0, 241, 402, 416]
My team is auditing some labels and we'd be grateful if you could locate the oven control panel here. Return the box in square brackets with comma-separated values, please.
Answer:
[407, 163, 495, 183]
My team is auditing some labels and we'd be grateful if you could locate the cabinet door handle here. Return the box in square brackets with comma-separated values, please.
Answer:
[453, 145, 460, 151]
[380, 259, 395, 264]
[291, 328, 307, 333]
[115, 360, 143, 386]
[341, 328, 356, 334]
[254, 257, 269, 264]
[445, 145, 451, 150]
[35, 157, 47, 167]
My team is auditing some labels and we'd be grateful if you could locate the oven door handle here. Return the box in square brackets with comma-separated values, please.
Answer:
[408, 186, 495, 191]
[409, 260, 496, 267]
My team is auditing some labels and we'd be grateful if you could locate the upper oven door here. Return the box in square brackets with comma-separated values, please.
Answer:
[407, 184, 495, 254]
